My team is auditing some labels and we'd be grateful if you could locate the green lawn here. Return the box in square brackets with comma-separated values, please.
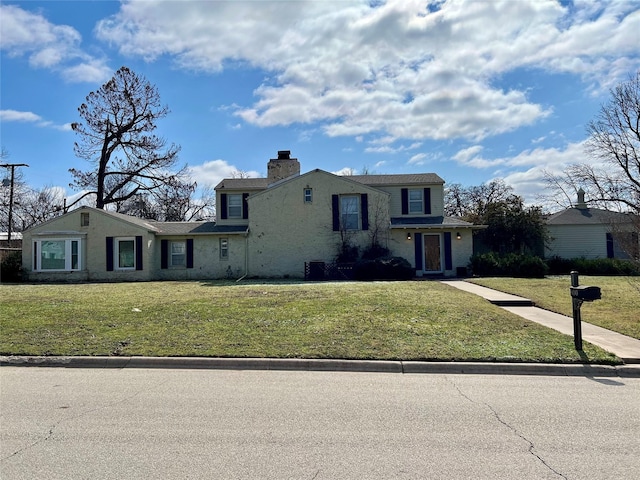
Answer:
[0, 280, 619, 364]
[469, 276, 640, 340]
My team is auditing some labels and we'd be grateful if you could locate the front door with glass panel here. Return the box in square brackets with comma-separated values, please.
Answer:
[424, 234, 442, 273]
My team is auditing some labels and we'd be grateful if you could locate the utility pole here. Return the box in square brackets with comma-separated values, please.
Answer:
[1, 163, 29, 243]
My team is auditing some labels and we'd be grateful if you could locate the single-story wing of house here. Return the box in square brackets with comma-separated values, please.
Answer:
[545, 189, 639, 260]
[22, 151, 485, 282]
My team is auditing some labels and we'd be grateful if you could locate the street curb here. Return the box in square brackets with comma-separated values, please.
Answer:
[2, 356, 640, 377]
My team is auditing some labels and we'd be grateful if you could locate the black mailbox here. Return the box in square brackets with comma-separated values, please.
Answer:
[570, 285, 601, 302]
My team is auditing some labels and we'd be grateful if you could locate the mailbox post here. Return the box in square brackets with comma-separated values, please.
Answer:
[569, 271, 601, 351]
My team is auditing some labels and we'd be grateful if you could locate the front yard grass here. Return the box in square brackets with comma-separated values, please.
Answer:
[469, 276, 640, 340]
[0, 280, 619, 364]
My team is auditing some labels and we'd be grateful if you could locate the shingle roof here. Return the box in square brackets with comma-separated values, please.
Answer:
[390, 216, 478, 227]
[546, 207, 635, 226]
[349, 173, 444, 186]
[154, 222, 248, 235]
[215, 178, 270, 190]
[214, 172, 444, 191]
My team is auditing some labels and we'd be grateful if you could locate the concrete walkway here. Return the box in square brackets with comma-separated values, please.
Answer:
[441, 280, 640, 364]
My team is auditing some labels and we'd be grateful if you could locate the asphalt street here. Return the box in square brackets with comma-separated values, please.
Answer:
[1, 367, 639, 479]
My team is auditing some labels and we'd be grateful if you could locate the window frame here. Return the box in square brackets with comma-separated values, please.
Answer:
[115, 237, 136, 270]
[220, 238, 229, 260]
[170, 240, 186, 267]
[304, 188, 313, 203]
[340, 195, 360, 231]
[80, 212, 90, 226]
[227, 194, 243, 219]
[408, 189, 423, 214]
[33, 238, 82, 272]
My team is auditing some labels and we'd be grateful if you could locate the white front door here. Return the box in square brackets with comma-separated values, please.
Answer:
[424, 234, 442, 273]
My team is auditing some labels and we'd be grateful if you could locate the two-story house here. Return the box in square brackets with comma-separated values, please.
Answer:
[21, 151, 480, 282]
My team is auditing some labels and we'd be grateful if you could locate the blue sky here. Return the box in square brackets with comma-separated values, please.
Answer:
[1, 0, 639, 208]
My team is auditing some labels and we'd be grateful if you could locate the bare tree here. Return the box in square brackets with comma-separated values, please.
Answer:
[69, 66, 189, 210]
[444, 179, 514, 222]
[542, 72, 640, 214]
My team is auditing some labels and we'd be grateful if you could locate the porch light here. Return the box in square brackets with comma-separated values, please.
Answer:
[407, 232, 412, 240]
[456, 232, 461, 240]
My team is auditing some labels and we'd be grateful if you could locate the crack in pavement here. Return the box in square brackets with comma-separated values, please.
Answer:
[1, 378, 171, 462]
[446, 377, 568, 479]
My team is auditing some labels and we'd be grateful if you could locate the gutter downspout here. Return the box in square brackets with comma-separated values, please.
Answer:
[236, 228, 249, 283]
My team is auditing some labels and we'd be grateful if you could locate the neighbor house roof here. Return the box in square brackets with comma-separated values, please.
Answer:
[546, 207, 635, 226]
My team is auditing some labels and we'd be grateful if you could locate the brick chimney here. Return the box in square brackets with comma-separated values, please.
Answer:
[267, 150, 300, 184]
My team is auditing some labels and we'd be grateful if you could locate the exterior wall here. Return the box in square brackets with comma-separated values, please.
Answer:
[545, 224, 608, 259]
[23, 209, 154, 282]
[246, 171, 389, 278]
[153, 234, 247, 280]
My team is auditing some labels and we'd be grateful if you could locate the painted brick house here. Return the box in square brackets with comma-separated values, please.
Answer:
[22, 151, 482, 281]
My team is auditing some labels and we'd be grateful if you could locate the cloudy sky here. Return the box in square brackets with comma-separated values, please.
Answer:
[1, 0, 639, 207]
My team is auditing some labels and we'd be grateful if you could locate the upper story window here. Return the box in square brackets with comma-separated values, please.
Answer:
[33, 238, 81, 271]
[332, 194, 369, 232]
[304, 188, 313, 203]
[81, 212, 90, 226]
[401, 188, 432, 215]
[220, 193, 248, 220]
[227, 194, 242, 218]
[408, 189, 423, 214]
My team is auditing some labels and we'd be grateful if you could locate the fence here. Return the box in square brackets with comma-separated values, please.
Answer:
[304, 261, 355, 281]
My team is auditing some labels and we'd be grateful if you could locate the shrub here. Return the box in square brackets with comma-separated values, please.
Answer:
[1, 251, 23, 283]
[471, 253, 548, 278]
[354, 256, 414, 280]
[546, 256, 640, 276]
[361, 244, 391, 260]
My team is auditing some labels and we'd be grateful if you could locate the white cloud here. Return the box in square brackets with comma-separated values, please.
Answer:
[0, 109, 70, 131]
[0, 4, 111, 83]
[188, 159, 261, 189]
[90, 0, 639, 141]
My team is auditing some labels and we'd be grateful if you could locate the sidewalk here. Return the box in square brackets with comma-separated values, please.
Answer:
[441, 280, 640, 364]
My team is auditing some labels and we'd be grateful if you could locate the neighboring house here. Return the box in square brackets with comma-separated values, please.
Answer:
[22, 151, 482, 281]
[545, 189, 639, 260]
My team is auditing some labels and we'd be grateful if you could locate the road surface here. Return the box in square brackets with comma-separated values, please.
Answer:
[1, 367, 639, 479]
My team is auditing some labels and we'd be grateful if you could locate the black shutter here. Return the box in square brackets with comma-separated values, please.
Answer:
[220, 194, 228, 220]
[106, 237, 114, 271]
[186, 239, 194, 268]
[33, 242, 37, 270]
[444, 232, 452, 270]
[424, 188, 431, 214]
[414, 232, 423, 270]
[332, 195, 340, 231]
[361, 193, 369, 231]
[135, 236, 143, 270]
[606, 232, 614, 259]
[242, 193, 249, 219]
[161, 240, 168, 269]
[401, 188, 408, 215]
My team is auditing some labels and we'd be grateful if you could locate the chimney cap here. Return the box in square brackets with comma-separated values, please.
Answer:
[277, 150, 291, 159]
